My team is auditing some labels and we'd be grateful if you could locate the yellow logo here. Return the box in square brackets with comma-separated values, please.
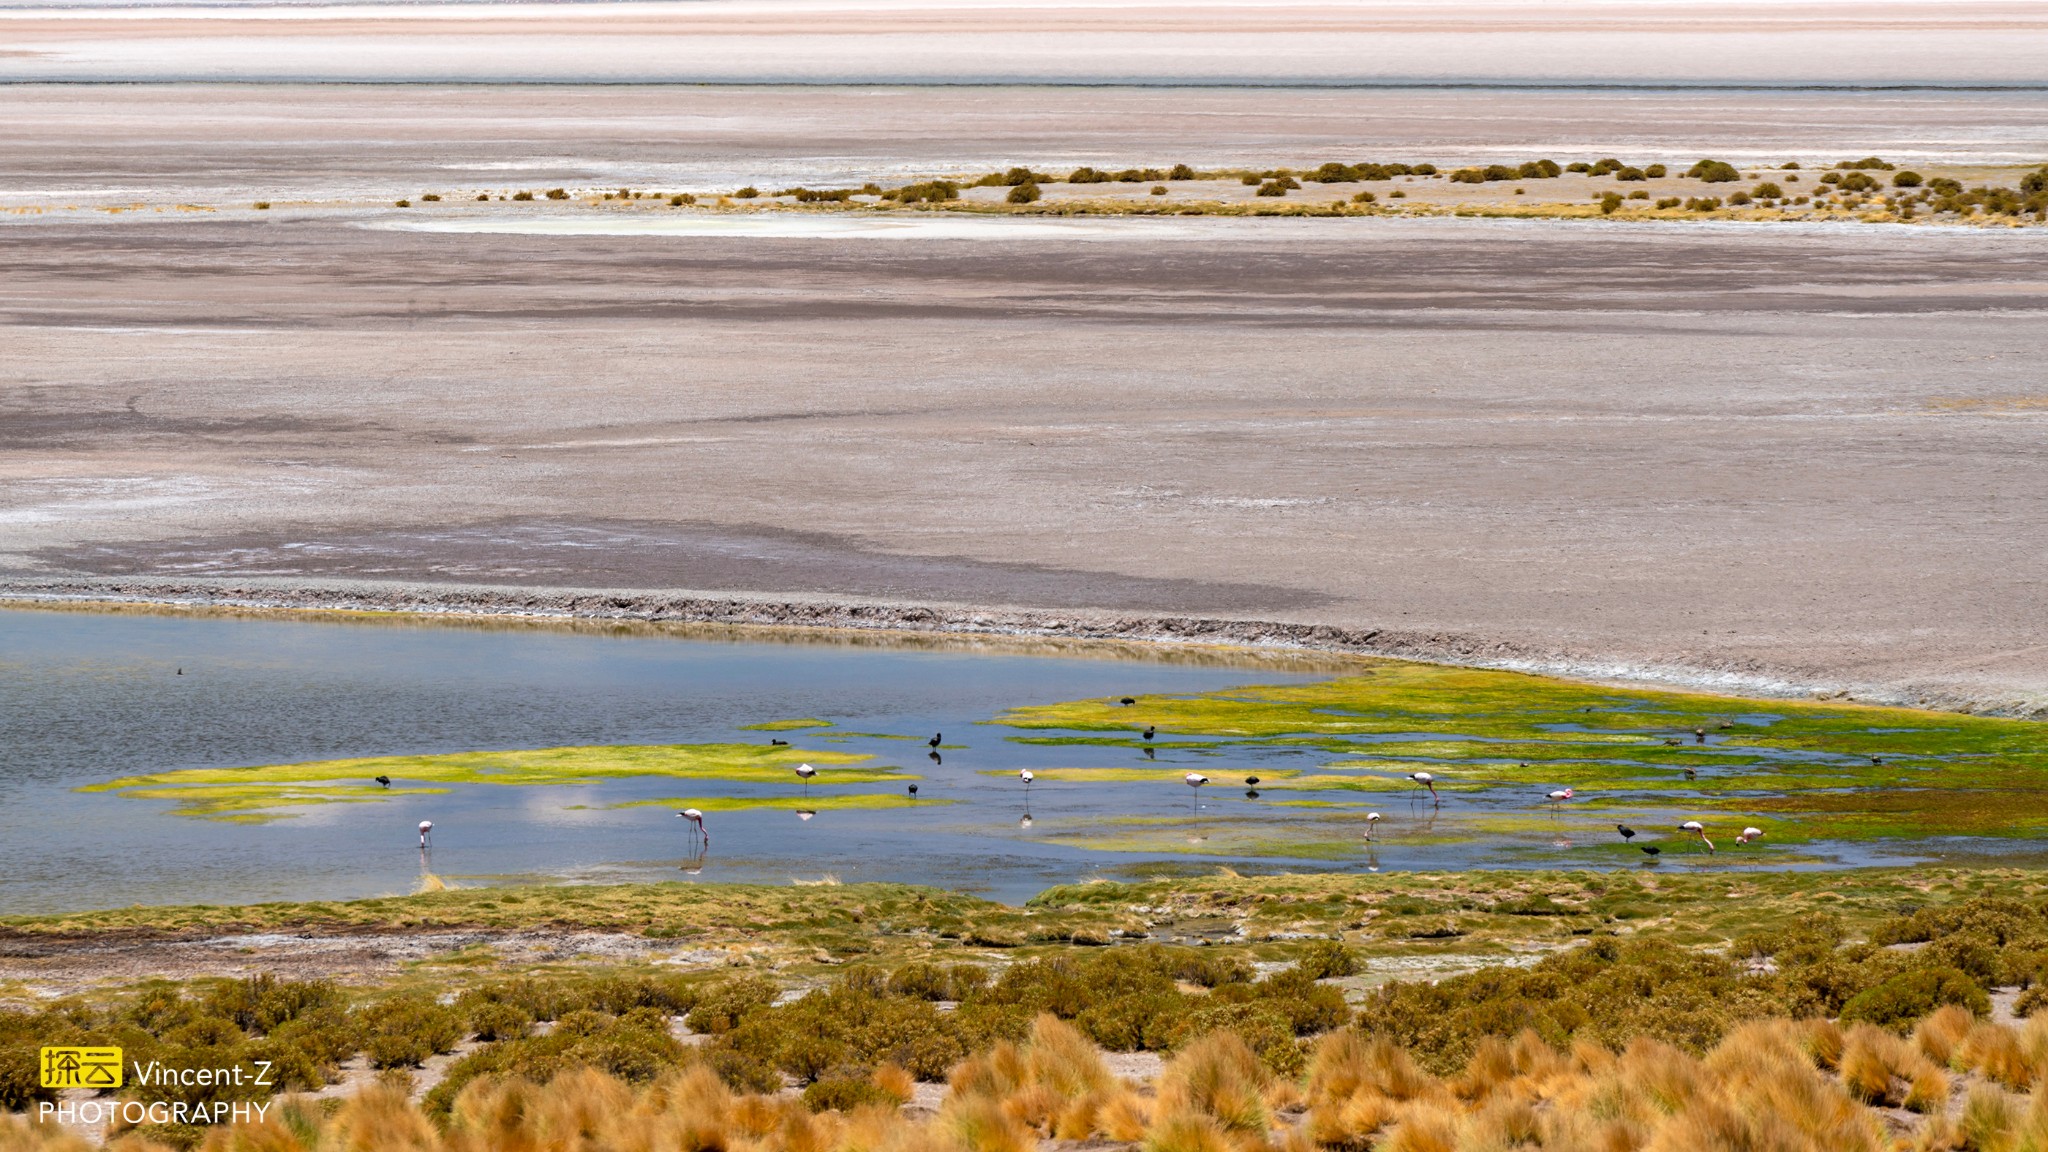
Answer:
[40, 1047, 122, 1090]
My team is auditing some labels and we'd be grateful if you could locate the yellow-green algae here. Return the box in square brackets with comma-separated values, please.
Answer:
[997, 661, 2048, 844]
[738, 718, 834, 731]
[600, 794, 949, 813]
[86, 742, 893, 820]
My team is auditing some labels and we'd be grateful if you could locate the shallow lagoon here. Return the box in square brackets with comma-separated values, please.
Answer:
[3, 605, 2040, 914]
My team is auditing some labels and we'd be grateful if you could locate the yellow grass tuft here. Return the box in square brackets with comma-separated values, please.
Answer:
[1915, 1004, 1974, 1066]
[1156, 1031, 1271, 1135]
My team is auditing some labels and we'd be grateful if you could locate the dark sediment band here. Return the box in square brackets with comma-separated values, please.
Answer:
[4, 575, 2042, 720]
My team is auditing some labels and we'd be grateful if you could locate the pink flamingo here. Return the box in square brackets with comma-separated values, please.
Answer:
[676, 808, 708, 847]
[1407, 772, 1439, 804]
[417, 820, 433, 849]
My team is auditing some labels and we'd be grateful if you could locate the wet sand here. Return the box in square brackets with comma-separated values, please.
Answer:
[6, 152, 2048, 714]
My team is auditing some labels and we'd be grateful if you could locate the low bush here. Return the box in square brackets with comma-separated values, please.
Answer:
[1687, 159, 1741, 183]
[732, 186, 759, 199]
[356, 994, 462, 1069]
[1755, 181, 1783, 198]
[1838, 156, 1895, 170]
[1007, 183, 1041, 204]
[543, 188, 568, 200]
[1169, 163, 1196, 180]
[1893, 171, 1923, 188]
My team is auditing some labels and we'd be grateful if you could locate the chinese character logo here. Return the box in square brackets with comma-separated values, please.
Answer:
[40, 1047, 122, 1090]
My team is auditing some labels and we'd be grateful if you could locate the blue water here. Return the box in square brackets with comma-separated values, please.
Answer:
[0, 607, 1348, 911]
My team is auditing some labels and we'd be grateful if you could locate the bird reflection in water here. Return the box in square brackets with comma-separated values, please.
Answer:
[797, 809, 817, 822]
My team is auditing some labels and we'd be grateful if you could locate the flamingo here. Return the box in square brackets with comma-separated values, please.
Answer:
[1546, 787, 1574, 808]
[794, 762, 817, 798]
[797, 809, 816, 822]
[1019, 768, 1035, 803]
[417, 820, 433, 849]
[1408, 772, 1439, 803]
[1737, 826, 1764, 845]
[1680, 820, 1714, 853]
[676, 808, 708, 847]
[1364, 811, 1381, 842]
[1183, 772, 1208, 812]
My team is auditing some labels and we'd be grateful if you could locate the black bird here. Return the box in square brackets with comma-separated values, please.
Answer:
[1616, 824, 1635, 840]
[1694, 728, 1707, 744]
[1641, 845, 1661, 857]
[1245, 776, 1261, 787]
[929, 733, 942, 749]
[1119, 697, 1136, 706]
[1869, 756, 1883, 766]
[1684, 767, 1697, 781]
[176, 668, 183, 676]
[374, 775, 391, 788]
[770, 738, 788, 746]
[908, 783, 919, 799]
[1142, 726, 1155, 742]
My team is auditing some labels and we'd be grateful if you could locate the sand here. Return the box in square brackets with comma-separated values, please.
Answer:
[4, 85, 2048, 715]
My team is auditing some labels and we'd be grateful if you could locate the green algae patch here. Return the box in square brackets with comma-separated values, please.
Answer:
[977, 767, 1302, 785]
[117, 783, 449, 822]
[85, 742, 892, 818]
[602, 793, 947, 813]
[1042, 821, 1363, 861]
[740, 718, 835, 731]
[995, 659, 2048, 853]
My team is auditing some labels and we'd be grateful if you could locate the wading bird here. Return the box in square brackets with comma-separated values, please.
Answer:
[374, 775, 391, 788]
[1680, 820, 1714, 852]
[1546, 787, 1574, 808]
[676, 808, 707, 847]
[1869, 756, 1884, 766]
[1245, 776, 1260, 787]
[770, 738, 788, 746]
[1019, 768, 1034, 802]
[908, 783, 919, 800]
[1694, 728, 1707, 744]
[1143, 726, 1156, 742]
[1408, 771, 1439, 804]
[794, 762, 817, 797]
[1737, 826, 1764, 845]
[1616, 824, 1636, 841]
[1364, 812, 1381, 842]
[929, 733, 942, 750]
[418, 820, 433, 849]
[1184, 772, 1208, 812]
[1684, 767, 1698, 781]
[1119, 697, 1135, 706]
[1641, 845, 1661, 858]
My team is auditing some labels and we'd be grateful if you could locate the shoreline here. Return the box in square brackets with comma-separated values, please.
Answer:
[7, 576, 2039, 720]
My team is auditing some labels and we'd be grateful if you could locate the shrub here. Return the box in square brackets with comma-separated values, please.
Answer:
[1007, 183, 1040, 204]
[1656, 197, 1681, 208]
[393, 199, 411, 208]
[1297, 941, 1359, 980]
[1627, 190, 1649, 200]
[1755, 181, 1783, 198]
[1838, 171, 1880, 192]
[1727, 191, 1752, 205]
[1893, 171, 1923, 188]
[1840, 967, 1989, 1032]
[1069, 167, 1113, 183]
[1449, 168, 1485, 184]
[1150, 185, 1167, 195]
[1566, 162, 1591, 173]
[686, 975, 777, 1035]
[1518, 159, 1562, 178]
[357, 994, 462, 1069]
[1782, 161, 1801, 169]
[253, 201, 270, 210]
[1255, 181, 1289, 197]
[669, 194, 695, 206]
[475, 194, 489, 201]
[1614, 166, 1647, 181]
[1239, 174, 1262, 186]
[1599, 192, 1624, 214]
[1687, 159, 1741, 183]
[733, 186, 759, 198]
[1351, 191, 1376, 204]
[1412, 164, 1437, 175]
[1839, 156, 1895, 170]
[1589, 158, 1624, 176]
[1685, 197, 1722, 211]
[1644, 163, 1668, 177]
[888, 180, 958, 203]
[803, 1065, 898, 1111]
[1169, 163, 1196, 180]
[511, 190, 533, 201]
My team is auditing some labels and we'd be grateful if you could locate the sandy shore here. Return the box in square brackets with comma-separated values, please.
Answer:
[4, 87, 2047, 718]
